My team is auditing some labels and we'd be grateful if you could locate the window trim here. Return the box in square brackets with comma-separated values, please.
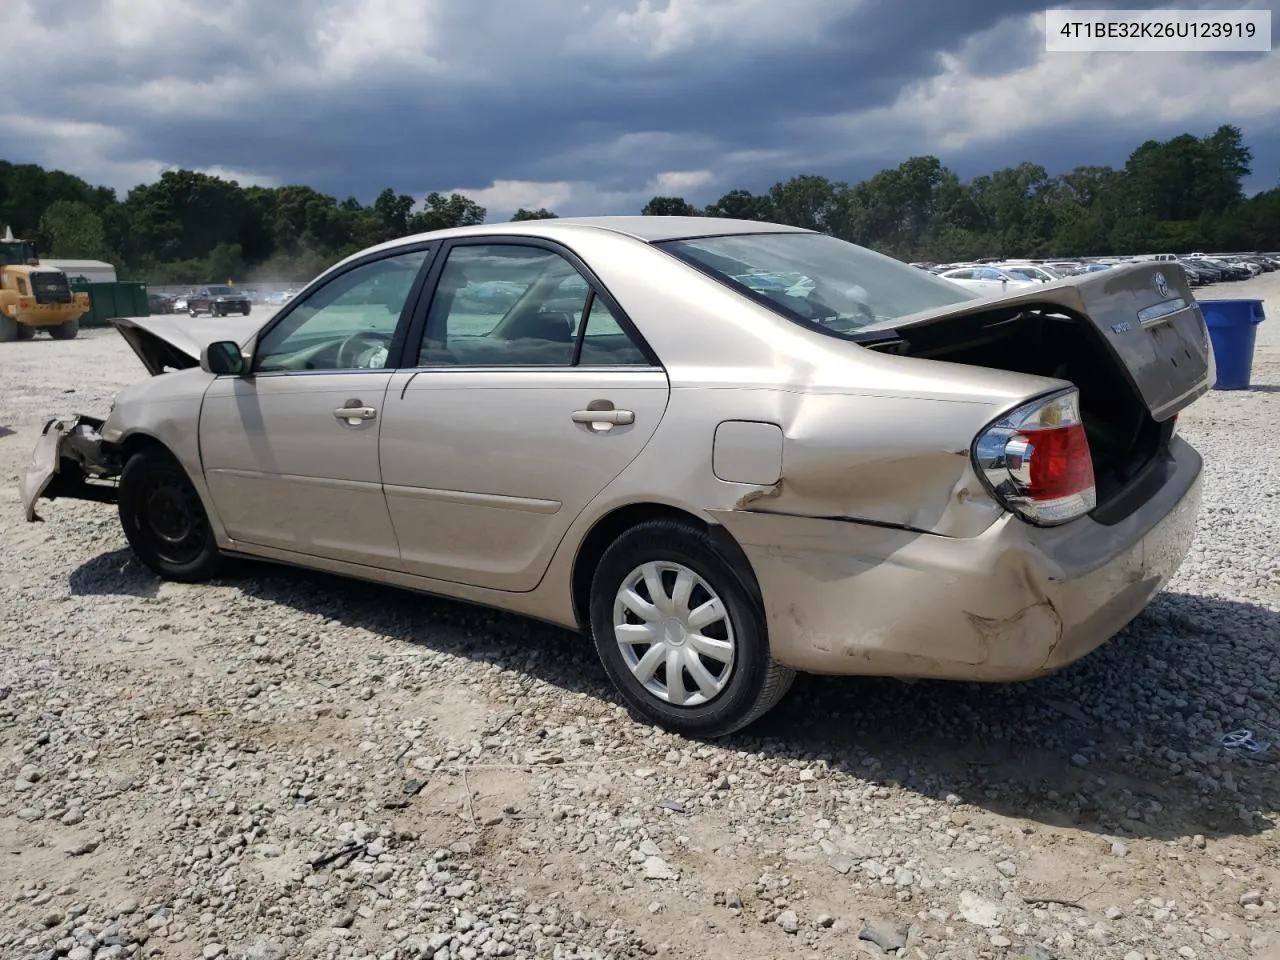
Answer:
[247, 240, 440, 376]
[400, 235, 662, 372]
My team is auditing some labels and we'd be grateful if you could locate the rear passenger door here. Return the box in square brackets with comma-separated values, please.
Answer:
[378, 238, 670, 592]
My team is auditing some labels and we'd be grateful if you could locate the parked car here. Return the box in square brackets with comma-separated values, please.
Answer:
[936, 265, 1040, 294]
[997, 263, 1062, 283]
[19, 217, 1212, 736]
[147, 292, 176, 314]
[1185, 258, 1229, 282]
[187, 285, 252, 317]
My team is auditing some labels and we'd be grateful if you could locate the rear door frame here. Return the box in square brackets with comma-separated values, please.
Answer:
[398, 234, 662, 372]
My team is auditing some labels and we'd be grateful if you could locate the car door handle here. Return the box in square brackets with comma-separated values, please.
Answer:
[334, 405, 377, 423]
[571, 409, 634, 426]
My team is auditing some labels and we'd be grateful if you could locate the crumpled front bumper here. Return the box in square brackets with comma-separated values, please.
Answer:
[19, 415, 121, 522]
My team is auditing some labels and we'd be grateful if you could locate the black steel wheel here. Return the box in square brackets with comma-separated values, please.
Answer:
[118, 446, 223, 582]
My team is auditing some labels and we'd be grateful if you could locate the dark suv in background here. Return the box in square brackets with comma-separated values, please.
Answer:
[187, 285, 252, 316]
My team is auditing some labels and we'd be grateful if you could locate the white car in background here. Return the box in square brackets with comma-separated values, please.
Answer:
[936, 266, 1040, 295]
[998, 263, 1062, 284]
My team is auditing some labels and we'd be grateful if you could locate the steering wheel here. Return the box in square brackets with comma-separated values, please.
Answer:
[336, 330, 393, 369]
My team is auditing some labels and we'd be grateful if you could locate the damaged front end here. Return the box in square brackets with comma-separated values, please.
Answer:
[19, 415, 122, 522]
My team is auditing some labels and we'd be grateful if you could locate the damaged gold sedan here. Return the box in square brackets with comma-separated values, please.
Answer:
[19, 218, 1213, 736]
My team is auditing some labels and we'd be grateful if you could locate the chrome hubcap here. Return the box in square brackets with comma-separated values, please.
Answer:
[612, 561, 735, 707]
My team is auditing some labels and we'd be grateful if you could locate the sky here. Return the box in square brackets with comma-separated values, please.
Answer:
[6, 0, 1280, 219]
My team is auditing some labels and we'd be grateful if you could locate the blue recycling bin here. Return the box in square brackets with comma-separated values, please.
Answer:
[1198, 299, 1266, 390]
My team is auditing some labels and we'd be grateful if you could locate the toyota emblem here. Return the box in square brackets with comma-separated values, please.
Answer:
[1153, 272, 1169, 298]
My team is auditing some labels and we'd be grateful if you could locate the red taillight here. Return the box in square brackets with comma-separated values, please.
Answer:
[973, 389, 1097, 526]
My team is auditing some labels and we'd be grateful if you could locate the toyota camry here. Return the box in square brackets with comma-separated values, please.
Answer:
[19, 217, 1212, 736]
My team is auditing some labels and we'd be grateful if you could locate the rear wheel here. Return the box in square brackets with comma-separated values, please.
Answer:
[15, 323, 35, 341]
[589, 518, 795, 738]
[118, 446, 223, 582]
[49, 318, 79, 340]
[0, 315, 17, 342]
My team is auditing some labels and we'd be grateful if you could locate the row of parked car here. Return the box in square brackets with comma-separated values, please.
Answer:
[911, 252, 1278, 295]
[147, 286, 301, 316]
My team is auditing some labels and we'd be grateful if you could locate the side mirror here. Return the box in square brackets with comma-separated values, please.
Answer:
[201, 340, 246, 376]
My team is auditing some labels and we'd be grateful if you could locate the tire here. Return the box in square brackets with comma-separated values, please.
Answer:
[589, 518, 795, 738]
[15, 323, 35, 341]
[118, 446, 223, 582]
[49, 318, 79, 340]
[189, 307, 199, 317]
[0, 315, 17, 342]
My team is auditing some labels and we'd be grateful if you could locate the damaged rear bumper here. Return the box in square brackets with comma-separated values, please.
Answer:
[19, 415, 121, 522]
[709, 436, 1203, 681]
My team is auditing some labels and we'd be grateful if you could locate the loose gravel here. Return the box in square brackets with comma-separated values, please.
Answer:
[1, 277, 1278, 960]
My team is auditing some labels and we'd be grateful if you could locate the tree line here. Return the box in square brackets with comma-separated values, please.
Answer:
[1, 124, 1275, 283]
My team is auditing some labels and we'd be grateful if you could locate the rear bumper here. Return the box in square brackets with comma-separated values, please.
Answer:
[710, 437, 1203, 680]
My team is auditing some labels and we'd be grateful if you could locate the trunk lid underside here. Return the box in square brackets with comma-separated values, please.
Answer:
[868, 262, 1214, 423]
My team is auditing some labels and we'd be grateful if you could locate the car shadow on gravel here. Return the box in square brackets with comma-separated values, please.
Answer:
[72, 550, 1278, 844]
[69, 550, 160, 597]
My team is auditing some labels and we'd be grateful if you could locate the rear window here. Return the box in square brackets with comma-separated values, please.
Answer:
[657, 232, 975, 336]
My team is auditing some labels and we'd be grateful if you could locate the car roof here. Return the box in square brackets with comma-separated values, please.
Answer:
[347, 217, 814, 265]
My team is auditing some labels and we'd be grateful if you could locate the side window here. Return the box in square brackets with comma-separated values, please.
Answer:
[577, 296, 649, 365]
[419, 244, 591, 367]
[255, 249, 431, 372]
[947, 269, 972, 280]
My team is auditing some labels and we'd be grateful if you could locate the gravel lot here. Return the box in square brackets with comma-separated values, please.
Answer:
[1, 278, 1278, 960]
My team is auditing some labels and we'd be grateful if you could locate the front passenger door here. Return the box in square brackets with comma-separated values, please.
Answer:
[199, 246, 434, 566]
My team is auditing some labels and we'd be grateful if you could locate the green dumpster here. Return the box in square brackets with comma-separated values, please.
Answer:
[68, 280, 152, 327]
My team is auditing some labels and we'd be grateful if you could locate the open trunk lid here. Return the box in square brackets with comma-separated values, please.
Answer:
[113, 314, 261, 376]
[866, 262, 1214, 422]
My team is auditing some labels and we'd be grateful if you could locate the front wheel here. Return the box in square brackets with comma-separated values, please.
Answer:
[118, 446, 223, 582]
[49, 318, 79, 340]
[589, 518, 795, 738]
[0, 315, 18, 342]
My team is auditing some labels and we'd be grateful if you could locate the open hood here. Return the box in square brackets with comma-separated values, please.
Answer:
[112, 314, 263, 375]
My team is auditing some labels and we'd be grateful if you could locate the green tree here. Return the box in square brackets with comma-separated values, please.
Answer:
[703, 189, 775, 221]
[641, 196, 699, 216]
[510, 208, 559, 221]
[409, 192, 486, 233]
[37, 200, 112, 260]
[767, 175, 843, 233]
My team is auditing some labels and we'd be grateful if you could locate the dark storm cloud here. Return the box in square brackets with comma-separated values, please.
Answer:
[45, 0, 1054, 199]
[9, 0, 1280, 212]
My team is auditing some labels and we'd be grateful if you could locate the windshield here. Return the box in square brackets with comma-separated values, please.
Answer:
[0, 240, 37, 266]
[208, 285, 235, 295]
[657, 232, 975, 335]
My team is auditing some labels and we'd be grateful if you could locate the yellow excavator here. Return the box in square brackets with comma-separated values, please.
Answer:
[0, 226, 91, 341]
